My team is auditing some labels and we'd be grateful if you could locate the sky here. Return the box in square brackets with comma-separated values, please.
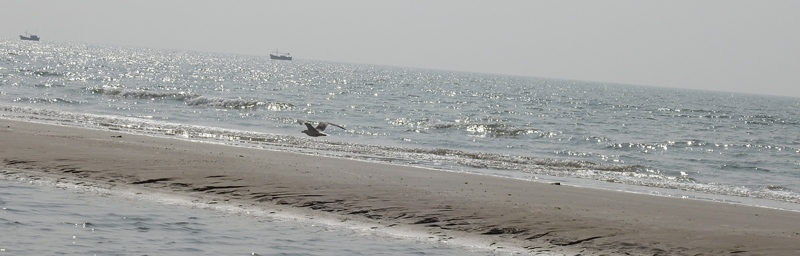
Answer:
[3, 0, 800, 98]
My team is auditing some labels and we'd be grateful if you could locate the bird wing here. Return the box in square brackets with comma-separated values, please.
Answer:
[328, 122, 346, 130]
[296, 119, 307, 126]
[317, 122, 346, 131]
[304, 122, 318, 131]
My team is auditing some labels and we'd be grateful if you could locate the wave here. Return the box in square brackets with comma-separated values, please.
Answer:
[85, 87, 294, 111]
[33, 70, 63, 77]
[33, 83, 65, 88]
[603, 139, 799, 156]
[12, 97, 82, 105]
[184, 96, 294, 110]
[389, 118, 557, 138]
[720, 164, 773, 173]
[87, 86, 198, 100]
[464, 123, 538, 137]
[15, 69, 64, 77]
[656, 108, 798, 125]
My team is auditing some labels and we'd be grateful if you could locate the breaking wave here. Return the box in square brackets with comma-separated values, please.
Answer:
[87, 86, 198, 100]
[388, 118, 558, 138]
[13, 97, 82, 105]
[86, 86, 294, 111]
[184, 96, 260, 109]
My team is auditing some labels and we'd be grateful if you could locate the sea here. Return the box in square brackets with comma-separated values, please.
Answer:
[1, 38, 799, 253]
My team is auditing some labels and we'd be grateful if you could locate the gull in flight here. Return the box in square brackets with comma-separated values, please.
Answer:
[297, 120, 346, 137]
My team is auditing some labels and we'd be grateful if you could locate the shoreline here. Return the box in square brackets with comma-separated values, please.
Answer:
[2, 118, 799, 255]
[0, 172, 524, 255]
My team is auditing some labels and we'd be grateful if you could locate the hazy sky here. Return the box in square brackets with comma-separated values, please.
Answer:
[3, 0, 799, 98]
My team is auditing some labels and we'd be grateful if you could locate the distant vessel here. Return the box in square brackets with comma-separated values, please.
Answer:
[20, 32, 40, 41]
[269, 50, 292, 61]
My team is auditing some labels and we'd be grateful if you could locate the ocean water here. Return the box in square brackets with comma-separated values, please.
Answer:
[0, 177, 499, 256]
[1, 38, 799, 210]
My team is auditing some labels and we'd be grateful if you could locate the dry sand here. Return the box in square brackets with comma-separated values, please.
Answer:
[1, 118, 799, 255]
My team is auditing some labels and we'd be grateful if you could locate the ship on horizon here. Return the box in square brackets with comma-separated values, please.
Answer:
[20, 31, 40, 41]
[269, 50, 292, 61]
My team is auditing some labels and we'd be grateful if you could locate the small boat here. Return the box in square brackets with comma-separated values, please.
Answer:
[20, 32, 40, 41]
[269, 50, 292, 61]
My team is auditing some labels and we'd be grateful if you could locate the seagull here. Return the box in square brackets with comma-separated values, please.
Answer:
[297, 120, 346, 137]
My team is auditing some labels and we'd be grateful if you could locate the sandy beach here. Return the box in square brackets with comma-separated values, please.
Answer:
[1, 118, 799, 255]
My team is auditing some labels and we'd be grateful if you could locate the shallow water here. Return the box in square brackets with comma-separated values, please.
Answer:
[0, 177, 507, 256]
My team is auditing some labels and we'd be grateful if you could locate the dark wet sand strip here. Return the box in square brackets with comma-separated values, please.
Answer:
[2, 119, 799, 255]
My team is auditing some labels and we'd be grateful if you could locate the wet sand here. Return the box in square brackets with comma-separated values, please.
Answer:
[2, 118, 799, 255]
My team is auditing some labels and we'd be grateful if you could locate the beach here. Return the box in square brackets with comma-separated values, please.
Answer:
[2, 118, 799, 255]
